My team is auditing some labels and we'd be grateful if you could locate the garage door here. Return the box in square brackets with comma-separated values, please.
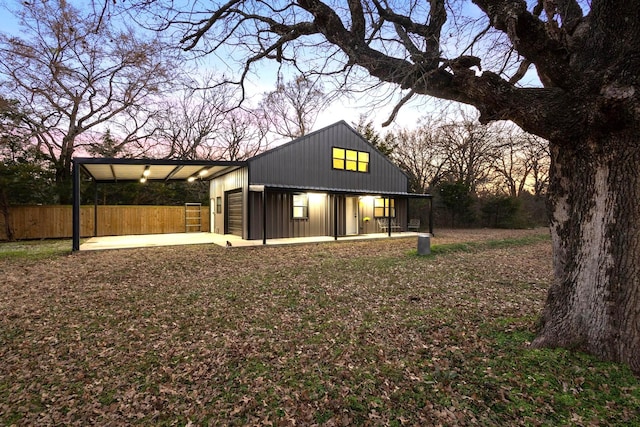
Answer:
[225, 191, 243, 236]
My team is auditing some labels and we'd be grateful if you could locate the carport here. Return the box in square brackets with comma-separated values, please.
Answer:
[71, 157, 245, 251]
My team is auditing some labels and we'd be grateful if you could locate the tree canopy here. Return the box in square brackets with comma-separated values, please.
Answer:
[0, 0, 176, 202]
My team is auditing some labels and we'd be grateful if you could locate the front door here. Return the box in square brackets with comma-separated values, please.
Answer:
[345, 197, 359, 235]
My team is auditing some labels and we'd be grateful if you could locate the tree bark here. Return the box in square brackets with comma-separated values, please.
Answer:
[533, 132, 640, 373]
[0, 187, 15, 241]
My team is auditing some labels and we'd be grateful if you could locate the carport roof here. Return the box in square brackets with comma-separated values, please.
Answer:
[74, 157, 246, 183]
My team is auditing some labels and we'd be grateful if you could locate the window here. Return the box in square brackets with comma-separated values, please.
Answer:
[292, 194, 308, 219]
[374, 198, 395, 218]
[216, 196, 222, 214]
[357, 151, 369, 172]
[332, 147, 369, 173]
[332, 148, 345, 169]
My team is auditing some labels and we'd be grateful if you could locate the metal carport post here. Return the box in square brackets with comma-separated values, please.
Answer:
[72, 159, 81, 252]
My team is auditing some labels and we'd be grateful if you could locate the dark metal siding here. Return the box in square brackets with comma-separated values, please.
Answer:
[262, 192, 331, 239]
[247, 191, 413, 239]
[396, 198, 408, 230]
[248, 191, 263, 240]
[248, 191, 347, 239]
[248, 121, 408, 193]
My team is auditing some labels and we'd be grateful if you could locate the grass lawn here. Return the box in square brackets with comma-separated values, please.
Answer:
[1, 228, 638, 426]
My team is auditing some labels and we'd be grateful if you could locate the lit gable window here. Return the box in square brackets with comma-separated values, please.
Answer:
[332, 147, 369, 173]
[357, 151, 369, 172]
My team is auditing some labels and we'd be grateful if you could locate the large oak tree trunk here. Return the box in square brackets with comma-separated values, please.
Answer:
[533, 132, 640, 373]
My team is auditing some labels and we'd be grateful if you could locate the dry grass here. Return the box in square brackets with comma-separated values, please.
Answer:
[1, 228, 638, 426]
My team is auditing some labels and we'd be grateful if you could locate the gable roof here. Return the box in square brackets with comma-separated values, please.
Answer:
[247, 121, 409, 194]
[251, 120, 402, 169]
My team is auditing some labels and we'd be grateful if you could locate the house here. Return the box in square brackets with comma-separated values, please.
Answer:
[72, 121, 431, 250]
[210, 120, 430, 243]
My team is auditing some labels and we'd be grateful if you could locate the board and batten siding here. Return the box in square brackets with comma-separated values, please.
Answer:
[209, 167, 249, 238]
[248, 121, 408, 193]
[249, 191, 335, 239]
[249, 192, 348, 240]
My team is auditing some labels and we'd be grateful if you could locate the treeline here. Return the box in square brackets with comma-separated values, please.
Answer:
[355, 111, 549, 229]
[0, 1, 549, 239]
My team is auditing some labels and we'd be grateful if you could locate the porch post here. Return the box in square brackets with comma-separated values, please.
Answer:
[334, 194, 338, 240]
[387, 197, 391, 237]
[93, 181, 98, 237]
[406, 196, 409, 233]
[428, 196, 434, 235]
[262, 189, 267, 245]
[72, 159, 81, 252]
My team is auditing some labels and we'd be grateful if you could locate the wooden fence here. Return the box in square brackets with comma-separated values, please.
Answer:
[1, 205, 210, 240]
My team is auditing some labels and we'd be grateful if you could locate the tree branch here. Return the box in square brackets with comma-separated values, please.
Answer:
[180, 0, 242, 50]
[472, 0, 577, 90]
[347, 0, 366, 41]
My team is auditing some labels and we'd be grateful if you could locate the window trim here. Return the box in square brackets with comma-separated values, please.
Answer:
[332, 146, 369, 173]
[374, 197, 395, 218]
[292, 193, 309, 219]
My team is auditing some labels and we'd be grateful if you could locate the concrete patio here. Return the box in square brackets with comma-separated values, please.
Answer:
[80, 231, 421, 251]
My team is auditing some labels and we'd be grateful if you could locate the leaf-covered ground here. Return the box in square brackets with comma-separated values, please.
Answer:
[1, 228, 639, 426]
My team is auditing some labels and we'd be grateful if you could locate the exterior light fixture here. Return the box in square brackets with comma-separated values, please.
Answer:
[198, 169, 209, 177]
[359, 195, 375, 203]
[187, 176, 196, 183]
[140, 166, 150, 183]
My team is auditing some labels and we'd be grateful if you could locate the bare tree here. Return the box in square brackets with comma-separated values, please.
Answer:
[259, 74, 328, 139]
[148, 77, 268, 161]
[217, 109, 269, 161]
[525, 137, 551, 198]
[438, 112, 500, 194]
[491, 124, 550, 198]
[151, 79, 233, 160]
[110, 1, 640, 372]
[0, 0, 175, 202]
[390, 118, 449, 194]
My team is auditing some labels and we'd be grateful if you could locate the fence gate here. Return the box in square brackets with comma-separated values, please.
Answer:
[185, 203, 202, 232]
